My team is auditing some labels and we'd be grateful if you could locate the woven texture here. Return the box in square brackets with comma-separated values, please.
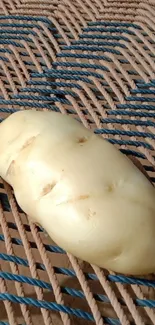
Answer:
[0, 0, 155, 324]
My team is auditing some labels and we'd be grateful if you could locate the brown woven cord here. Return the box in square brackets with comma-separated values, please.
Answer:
[0, 1, 155, 325]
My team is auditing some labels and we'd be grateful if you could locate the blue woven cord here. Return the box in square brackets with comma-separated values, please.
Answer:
[0, 323, 25, 325]
[0, 293, 120, 325]
[0, 233, 64, 253]
[88, 21, 141, 28]
[0, 270, 155, 309]
[0, 15, 56, 25]
[1, 252, 155, 289]
[0, 15, 155, 323]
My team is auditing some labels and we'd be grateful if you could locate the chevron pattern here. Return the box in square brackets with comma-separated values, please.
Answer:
[0, 1, 155, 325]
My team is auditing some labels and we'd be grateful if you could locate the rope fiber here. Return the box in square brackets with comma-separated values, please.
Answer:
[0, 1, 155, 324]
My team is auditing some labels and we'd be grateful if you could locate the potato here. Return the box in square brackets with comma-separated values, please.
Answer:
[0, 110, 155, 275]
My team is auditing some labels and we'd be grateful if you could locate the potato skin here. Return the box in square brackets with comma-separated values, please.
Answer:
[0, 110, 155, 275]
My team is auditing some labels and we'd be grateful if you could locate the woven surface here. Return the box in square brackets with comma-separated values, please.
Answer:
[0, 0, 155, 324]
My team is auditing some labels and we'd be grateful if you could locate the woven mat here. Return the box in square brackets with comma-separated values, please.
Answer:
[0, 1, 155, 324]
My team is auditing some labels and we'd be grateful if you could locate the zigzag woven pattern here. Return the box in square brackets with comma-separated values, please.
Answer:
[0, 1, 155, 324]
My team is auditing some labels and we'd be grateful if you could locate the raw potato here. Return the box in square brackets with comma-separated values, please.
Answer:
[0, 110, 155, 275]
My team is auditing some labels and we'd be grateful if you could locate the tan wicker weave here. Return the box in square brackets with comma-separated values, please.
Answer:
[0, 1, 155, 324]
